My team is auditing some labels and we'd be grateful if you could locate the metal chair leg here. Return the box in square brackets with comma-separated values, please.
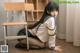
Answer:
[25, 25, 29, 51]
[4, 26, 7, 45]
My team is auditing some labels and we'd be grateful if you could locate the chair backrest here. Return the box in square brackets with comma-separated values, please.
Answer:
[4, 2, 34, 22]
[13, 3, 25, 11]
[4, 3, 34, 11]
[4, 3, 15, 11]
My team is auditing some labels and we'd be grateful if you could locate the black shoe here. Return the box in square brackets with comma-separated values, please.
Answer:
[30, 46, 46, 50]
[15, 43, 26, 49]
[15, 43, 46, 50]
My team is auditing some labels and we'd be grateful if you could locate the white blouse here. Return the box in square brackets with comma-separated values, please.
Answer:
[30, 17, 56, 47]
[36, 17, 55, 42]
[29, 16, 56, 43]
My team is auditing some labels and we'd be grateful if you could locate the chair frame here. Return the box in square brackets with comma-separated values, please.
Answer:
[1, 2, 34, 50]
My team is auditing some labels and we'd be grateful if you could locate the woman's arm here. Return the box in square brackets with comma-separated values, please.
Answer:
[46, 17, 56, 36]
[46, 17, 56, 49]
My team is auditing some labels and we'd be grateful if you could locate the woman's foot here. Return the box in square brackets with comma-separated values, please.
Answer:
[54, 46, 62, 52]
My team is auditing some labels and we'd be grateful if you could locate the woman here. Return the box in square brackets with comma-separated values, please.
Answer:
[15, 1, 59, 50]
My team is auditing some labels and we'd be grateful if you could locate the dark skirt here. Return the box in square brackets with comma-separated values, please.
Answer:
[17, 28, 39, 41]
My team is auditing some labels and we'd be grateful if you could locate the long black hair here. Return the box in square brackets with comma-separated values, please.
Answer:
[31, 2, 59, 29]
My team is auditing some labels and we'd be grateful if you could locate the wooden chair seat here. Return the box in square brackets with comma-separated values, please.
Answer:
[1, 22, 27, 26]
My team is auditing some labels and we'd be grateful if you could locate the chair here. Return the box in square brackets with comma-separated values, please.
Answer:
[1, 2, 34, 50]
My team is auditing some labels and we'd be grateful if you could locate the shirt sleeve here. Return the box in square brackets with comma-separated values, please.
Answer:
[46, 17, 55, 30]
[45, 17, 56, 35]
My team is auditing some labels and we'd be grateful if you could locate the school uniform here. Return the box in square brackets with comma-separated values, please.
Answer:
[17, 16, 56, 49]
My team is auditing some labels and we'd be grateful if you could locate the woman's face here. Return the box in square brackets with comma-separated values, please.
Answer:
[50, 10, 58, 17]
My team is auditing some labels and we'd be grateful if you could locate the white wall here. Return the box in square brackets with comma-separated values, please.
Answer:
[58, 0, 80, 46]
[57, 4, 67, 39]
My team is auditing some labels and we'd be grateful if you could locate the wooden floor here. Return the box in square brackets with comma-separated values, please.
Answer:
[0, 39, 80, 53]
